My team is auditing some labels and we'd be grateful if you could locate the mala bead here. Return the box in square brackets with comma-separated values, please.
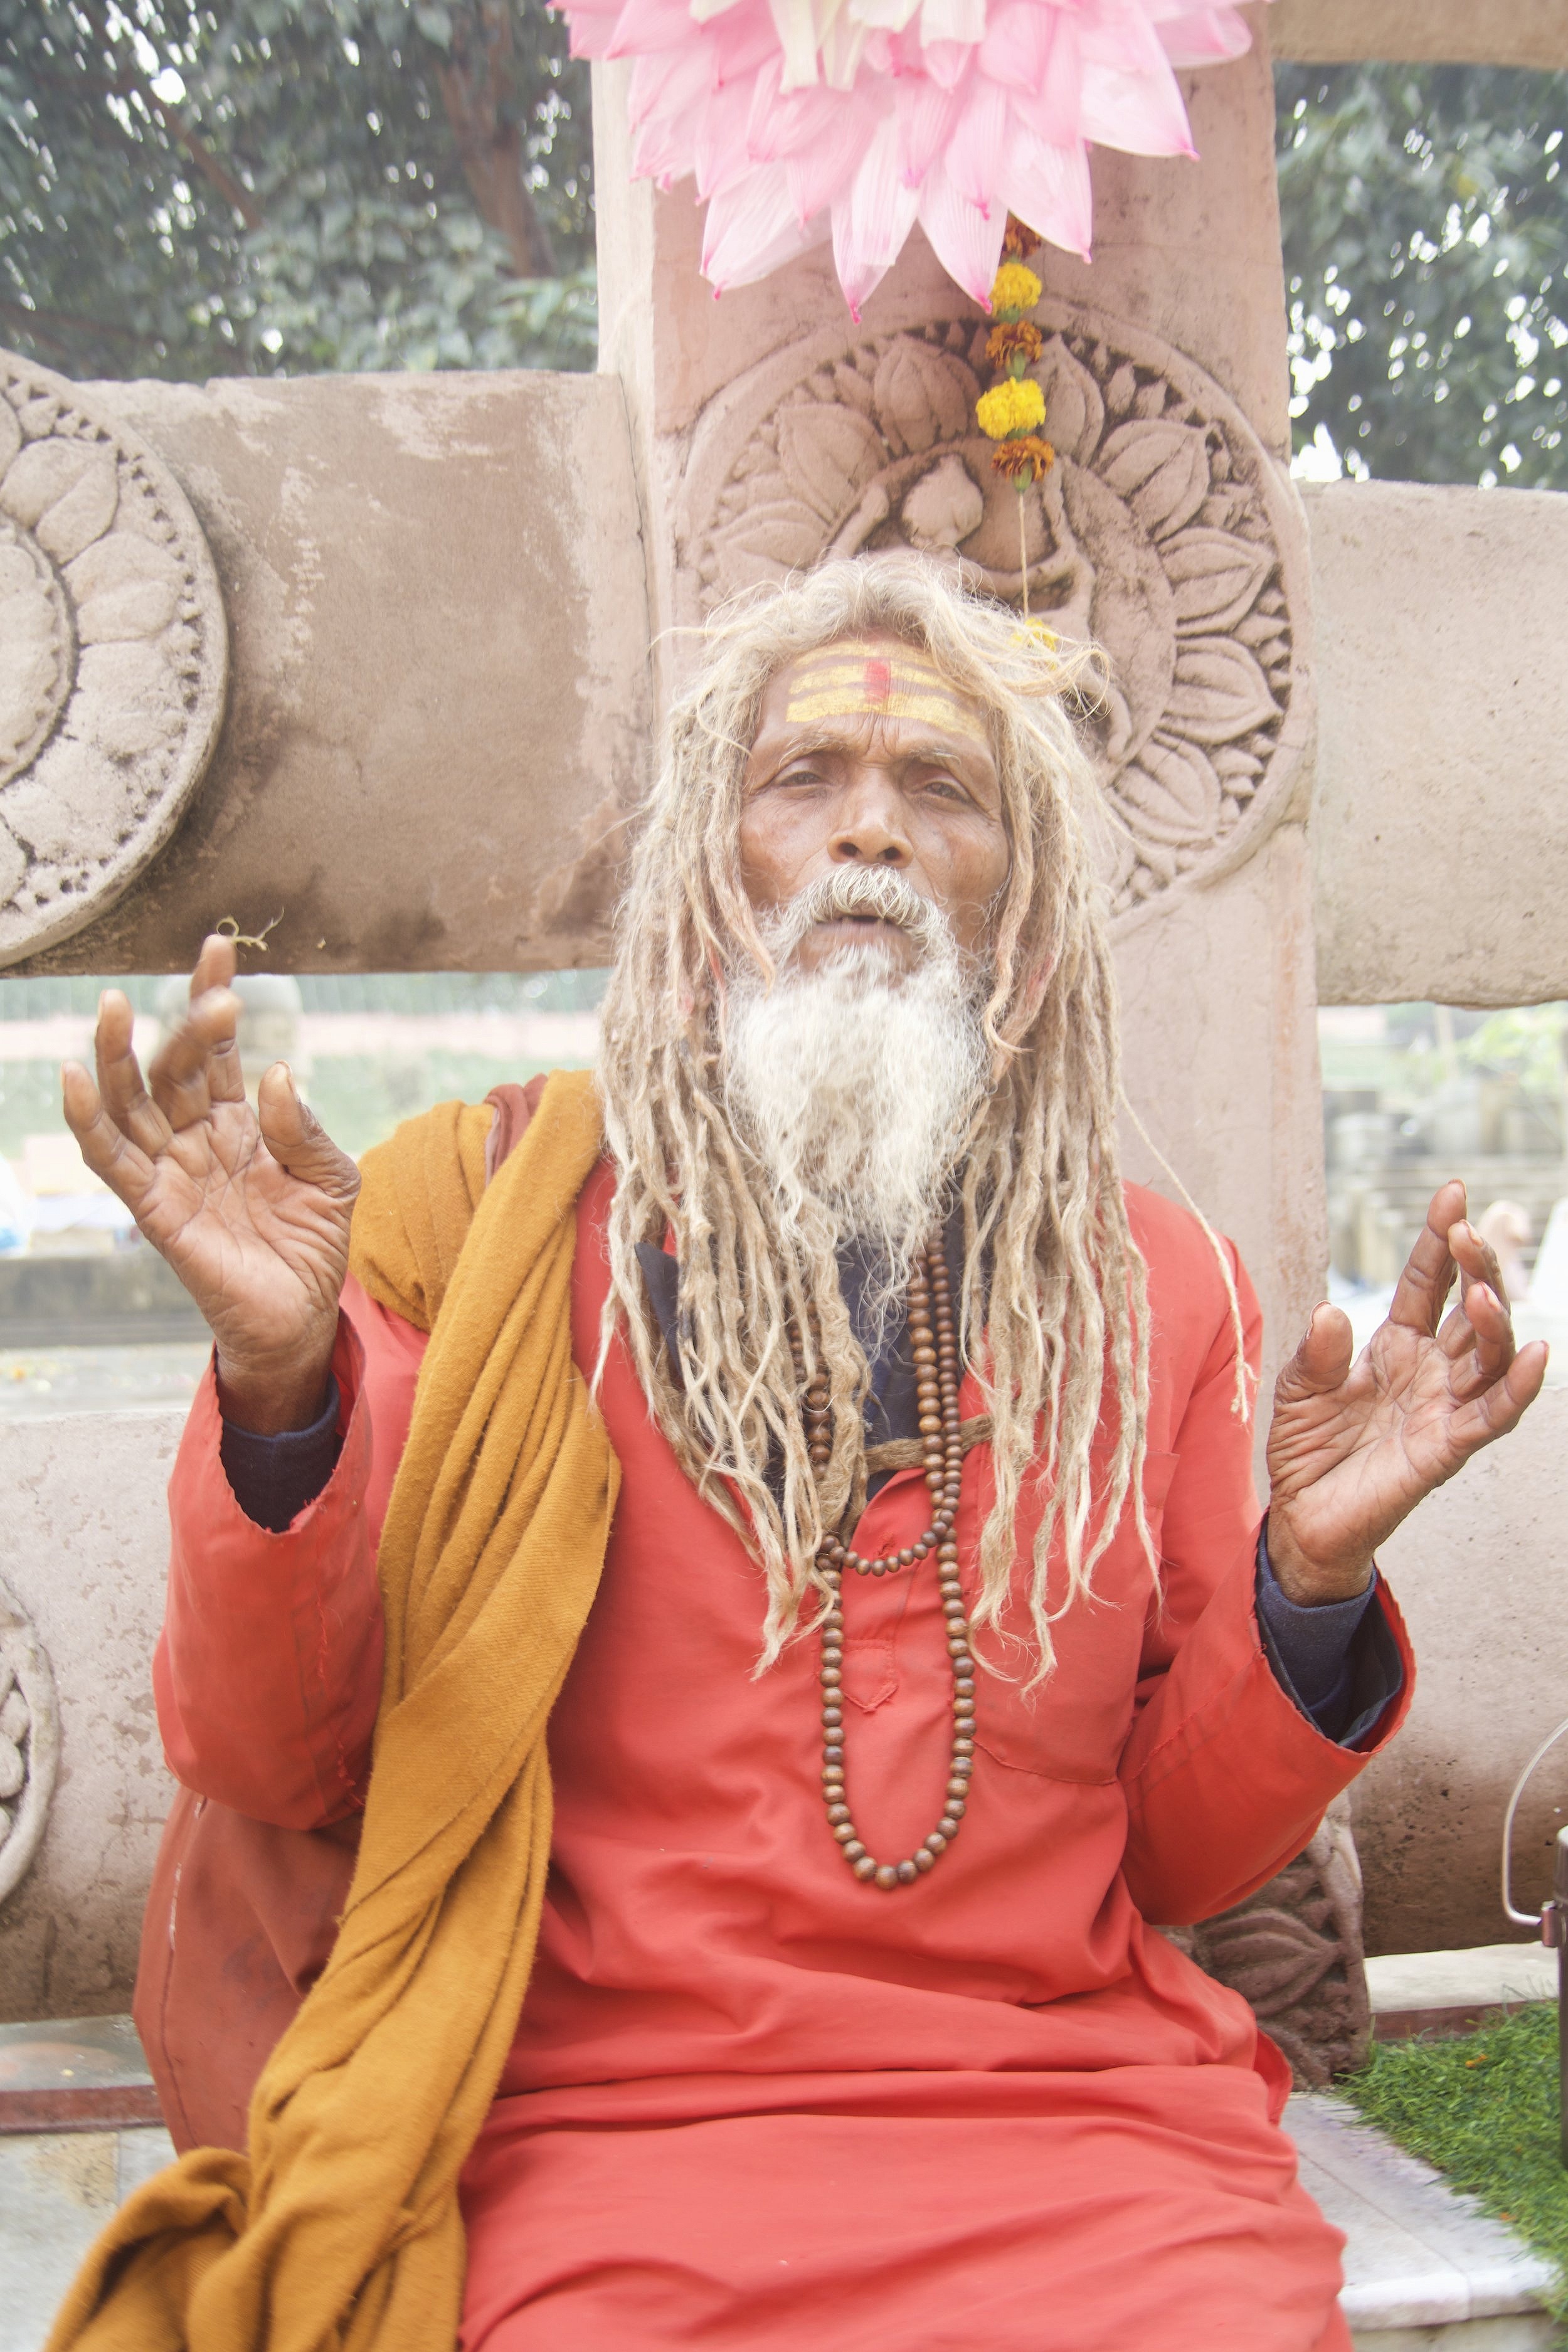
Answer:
[807, 1235, 975, 1890]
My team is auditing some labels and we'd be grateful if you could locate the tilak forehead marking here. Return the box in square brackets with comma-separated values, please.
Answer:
[782, 638, 990, 748]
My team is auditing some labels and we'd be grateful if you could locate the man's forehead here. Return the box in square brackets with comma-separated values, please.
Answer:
[775, 636, 990, 751]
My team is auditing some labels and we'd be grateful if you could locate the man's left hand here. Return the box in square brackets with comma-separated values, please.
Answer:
[1266, 1179, 1548, 1606]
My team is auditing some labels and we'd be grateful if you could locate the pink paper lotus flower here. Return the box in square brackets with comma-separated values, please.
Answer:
[556, 0, 1266, 315]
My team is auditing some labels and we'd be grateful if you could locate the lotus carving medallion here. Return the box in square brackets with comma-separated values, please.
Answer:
[0, 1575, 60, 1912]
[681, 302, 1310, 923]
[0, 351, 226, 967]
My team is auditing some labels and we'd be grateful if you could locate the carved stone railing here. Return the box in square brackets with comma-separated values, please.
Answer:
[0, 1575, 60, 1916]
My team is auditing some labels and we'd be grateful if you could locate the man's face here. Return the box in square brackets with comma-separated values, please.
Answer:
[739, 633, 1009, 978]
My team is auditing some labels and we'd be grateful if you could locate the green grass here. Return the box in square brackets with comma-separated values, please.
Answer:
[1338, 2003, 1568, 2321]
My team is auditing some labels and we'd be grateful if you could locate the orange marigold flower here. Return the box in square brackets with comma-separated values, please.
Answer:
[1001, 214, 1034, 261]
[991, 435, 1056, 482]
[987, 320, 1044, 369]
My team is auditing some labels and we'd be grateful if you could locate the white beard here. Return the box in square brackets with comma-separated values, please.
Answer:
[723, 871, 988, 1308]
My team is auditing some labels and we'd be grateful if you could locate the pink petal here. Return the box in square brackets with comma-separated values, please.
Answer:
[999, 13, 1083, 148]
[752, 77, 850, 171]
[780, 109, 869, 217]
[945, 74, 1011, 209]
[916, 157, 1007, 302]
[1155, 7, 1253, 66]
[605, 0, 695, 58]
[632, 112, 698, 185]
[978, 3, 1062, 102]
[704, 160, 818, 288]
[845, 108, 923, 266]
[746, 59, 807, 159]
[918, 0, 987, 47]
[694, 79, 762, 196]
[767, 0, 825, 88]
[1004, 119, 1093, 259]
[853, 0, 923, 29]
[557, 0, 623, 61]
[628, 44, 715, 130]
[821, 11, 872, 90]
[831, 204, 892, 319]
[920, 37, 973, 90]
[894, 73, 964, 186]
[1079, 47, 1195, 158]
[710, 2, 788, 82]
[784, 97, 875, 216]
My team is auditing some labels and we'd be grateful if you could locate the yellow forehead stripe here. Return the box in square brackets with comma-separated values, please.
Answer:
[783, 639, 990, 748]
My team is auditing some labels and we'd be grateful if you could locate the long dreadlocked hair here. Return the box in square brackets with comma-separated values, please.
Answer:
[596, 556, 1152, 1682]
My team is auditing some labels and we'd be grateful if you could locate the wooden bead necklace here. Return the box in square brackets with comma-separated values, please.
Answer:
[790, 1241, 975, 1890]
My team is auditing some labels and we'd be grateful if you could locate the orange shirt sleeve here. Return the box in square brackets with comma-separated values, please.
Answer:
[1118, 1221, 1414, 1926]
[152, 1274, 426, 1831]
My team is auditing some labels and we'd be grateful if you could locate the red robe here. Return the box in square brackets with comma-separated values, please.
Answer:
[144, 1163, 1411, 2351]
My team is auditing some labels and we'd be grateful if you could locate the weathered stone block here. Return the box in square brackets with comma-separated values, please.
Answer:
[9, 372, 652, 978]
[1308, 480, 1568, 1009]
[0, 1411, 181, 2021]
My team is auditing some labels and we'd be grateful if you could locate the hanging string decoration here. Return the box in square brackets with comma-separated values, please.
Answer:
[975, 216, 1053, 616]
[554, 1, 1269, 316]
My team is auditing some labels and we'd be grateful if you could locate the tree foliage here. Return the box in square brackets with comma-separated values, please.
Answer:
[1276, 63, 1568, 488]
[0, 0, 595, 381]
[6, 18, 1565, 484]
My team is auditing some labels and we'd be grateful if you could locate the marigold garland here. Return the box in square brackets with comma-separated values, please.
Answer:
[977, 215, 1054, 615]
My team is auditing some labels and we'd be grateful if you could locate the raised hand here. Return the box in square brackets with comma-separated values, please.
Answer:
[1266, 1179, 1547, 1605]
[61, 935, 360, 1433]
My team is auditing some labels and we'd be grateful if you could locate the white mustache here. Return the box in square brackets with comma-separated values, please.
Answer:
[767, 865, 947, 959]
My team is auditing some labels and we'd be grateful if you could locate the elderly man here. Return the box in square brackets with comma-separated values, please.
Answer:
[57, 561, 1540, 2352]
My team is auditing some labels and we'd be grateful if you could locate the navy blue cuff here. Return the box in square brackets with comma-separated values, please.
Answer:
[1256, 1524, 1404, 1746]
[219, 1375, 342, 1534]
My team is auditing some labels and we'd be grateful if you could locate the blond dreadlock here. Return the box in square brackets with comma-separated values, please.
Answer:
[595, 556, 1152, 1682]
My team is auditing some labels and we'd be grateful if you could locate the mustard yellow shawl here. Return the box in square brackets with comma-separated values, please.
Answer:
[48, 1067, 617, 2352]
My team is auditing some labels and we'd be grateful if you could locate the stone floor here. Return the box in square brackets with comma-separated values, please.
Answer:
[3, 2123, 177, 2352]
[1, 2020, 1561, 2349]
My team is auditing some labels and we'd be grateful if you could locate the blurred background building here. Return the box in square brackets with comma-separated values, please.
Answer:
[1322, 1002, 1568, 1367]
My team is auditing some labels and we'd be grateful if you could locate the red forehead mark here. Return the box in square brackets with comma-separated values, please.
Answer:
[863, 656, 892, 706]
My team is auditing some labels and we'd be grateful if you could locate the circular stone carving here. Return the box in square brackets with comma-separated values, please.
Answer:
[679, 301, 1311, 925]
[0, 1575, 60, 1910]
[0, 350, 227, 966]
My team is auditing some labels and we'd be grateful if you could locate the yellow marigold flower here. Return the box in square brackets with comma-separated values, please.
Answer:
[1012, 617, 1059, 652]
[990, 260, 1042, 315]
[975, 376, 1047, 439]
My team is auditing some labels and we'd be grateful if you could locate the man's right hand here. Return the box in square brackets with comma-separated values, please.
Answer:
[61, 934, 361, 1434]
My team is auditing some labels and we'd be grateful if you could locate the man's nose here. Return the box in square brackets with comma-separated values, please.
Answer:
[830, 774, 913, 868]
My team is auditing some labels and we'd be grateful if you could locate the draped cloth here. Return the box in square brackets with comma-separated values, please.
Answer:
[46, 1068, 617, 2352]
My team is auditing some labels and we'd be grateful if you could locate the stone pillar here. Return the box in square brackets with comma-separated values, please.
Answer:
[594, 36, 1354, 2071]
[593, 29, 1324, 1409]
